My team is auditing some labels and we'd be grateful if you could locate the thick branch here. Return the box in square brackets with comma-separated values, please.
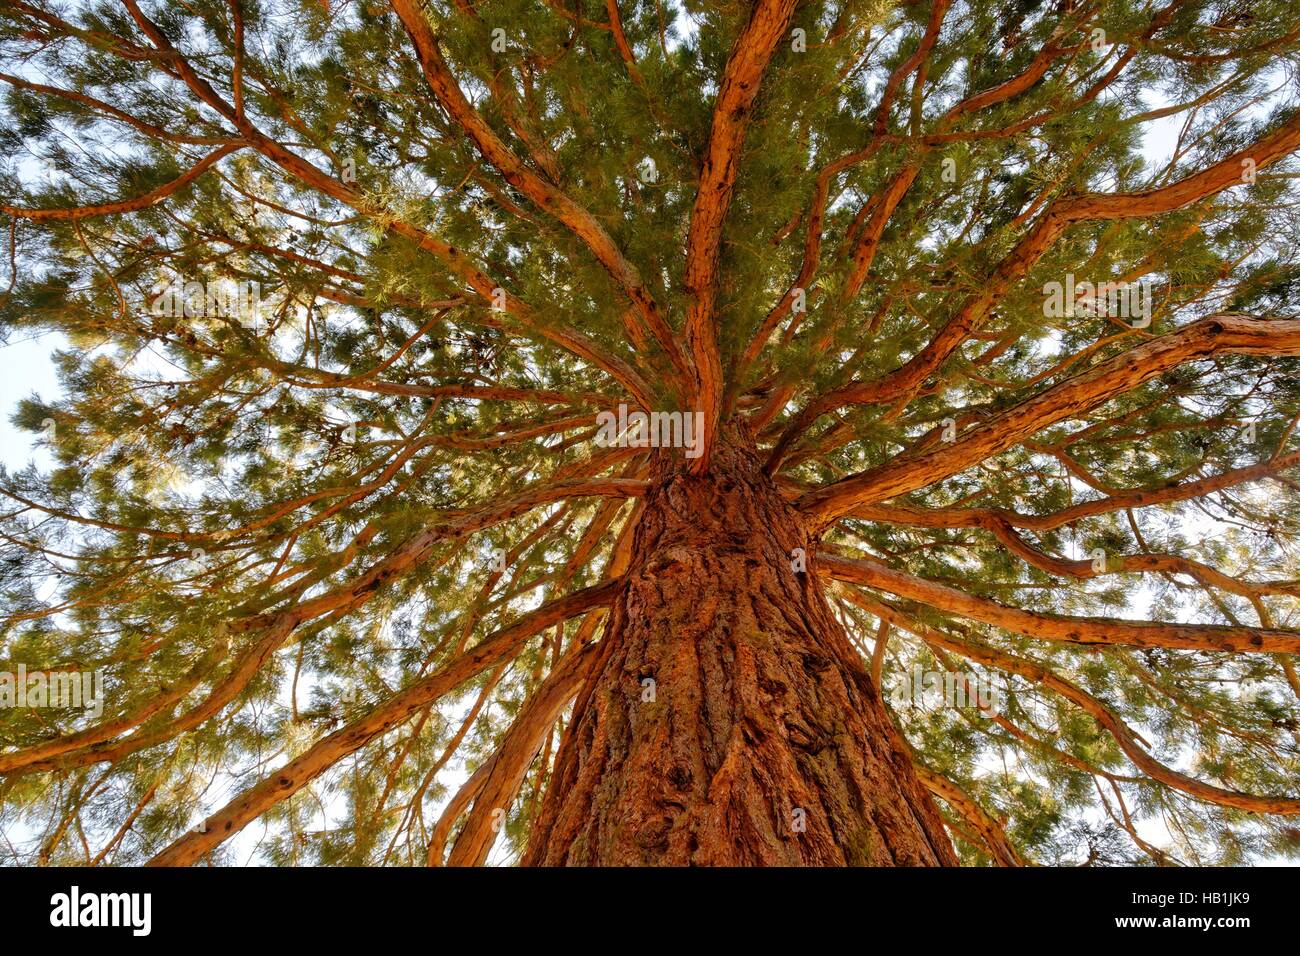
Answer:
[799, 315, 1300, 523]
[438, 639, 598, 866]
[819, 551, 1300, 654]
[774, 108, 1300, 463]
[389, 0, 688, 388]
[858, 594, 1300, 816]
[683, 0, 799, 470]
[146, 579, 621, 866]
[2, 143, 243, 221]
[912, 765, 1025, 867]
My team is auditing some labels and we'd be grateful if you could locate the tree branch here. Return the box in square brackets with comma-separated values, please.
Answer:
[146, 578, 621, 866]
[683, 0, 799, 471]
[819, 551, 1300, 654]
[799, 316, 1300, 524]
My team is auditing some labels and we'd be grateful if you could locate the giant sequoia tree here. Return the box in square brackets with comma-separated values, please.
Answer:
[2, 0, 1300, 868]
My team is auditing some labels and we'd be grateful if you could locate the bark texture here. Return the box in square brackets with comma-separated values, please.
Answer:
[524, 428, 957, 865]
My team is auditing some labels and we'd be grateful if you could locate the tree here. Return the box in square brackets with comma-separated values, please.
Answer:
[1, 0, 1299, 868]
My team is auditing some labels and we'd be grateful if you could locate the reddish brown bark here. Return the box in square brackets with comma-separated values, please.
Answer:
[523, 425, 956, 865]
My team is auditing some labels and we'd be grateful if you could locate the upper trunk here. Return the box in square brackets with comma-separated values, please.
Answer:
[523, 426, 956, 865]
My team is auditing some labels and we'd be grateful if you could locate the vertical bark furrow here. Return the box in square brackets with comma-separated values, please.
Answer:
[524, 432, 956, 866]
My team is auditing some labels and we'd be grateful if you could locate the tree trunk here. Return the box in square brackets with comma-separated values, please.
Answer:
[523, 427, 957, 866]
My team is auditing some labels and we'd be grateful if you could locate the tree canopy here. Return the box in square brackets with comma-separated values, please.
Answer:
[2, 0, 1300, 866]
